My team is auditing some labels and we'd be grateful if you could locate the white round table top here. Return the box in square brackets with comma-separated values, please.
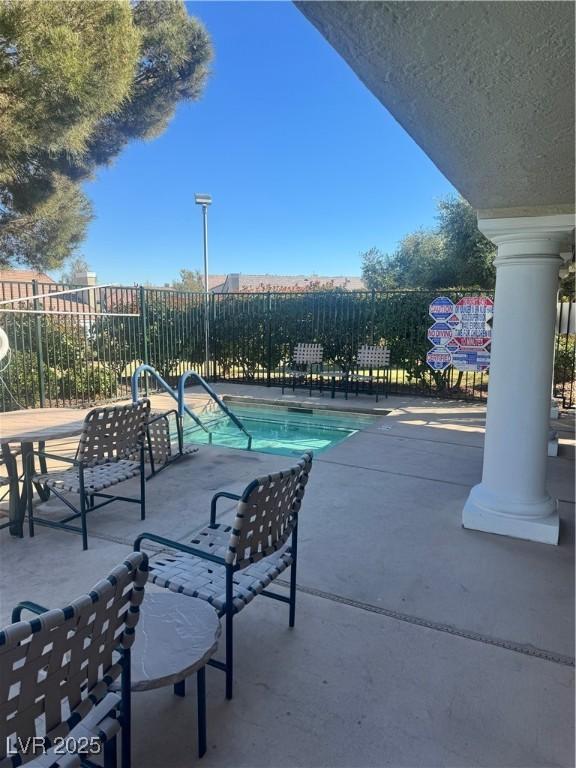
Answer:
[128, 592, 221, 692]
[0, 408, 87, 444]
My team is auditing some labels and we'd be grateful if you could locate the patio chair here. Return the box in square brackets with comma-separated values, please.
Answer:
[345, 345, 391, 402]
[1, 551, 148, 768]
[26, 400, 151, 551]
[134, 450, 313, 700]
[282, 343, 324, 396]
[142, 409, 198, 479]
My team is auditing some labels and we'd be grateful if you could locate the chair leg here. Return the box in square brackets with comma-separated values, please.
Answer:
[174, 679, 186, 697]
[121, 648, 132, 768]
[104, 734, 118, 768]
[197, 667, 207, 758]
[25, 455, 34, 538]
[139, 448, 146, 521]
[289, 526, 298, 628]
[79, 476, 88, 552]
[225, 566, 234, 700]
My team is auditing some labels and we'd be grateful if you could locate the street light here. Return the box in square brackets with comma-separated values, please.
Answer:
[195, 193, 212, 379]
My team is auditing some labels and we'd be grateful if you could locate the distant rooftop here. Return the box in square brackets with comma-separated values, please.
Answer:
[209, 273, 366, 293]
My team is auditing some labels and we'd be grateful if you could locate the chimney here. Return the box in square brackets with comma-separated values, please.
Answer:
[71, 270, 97, 286]
[228, 273, 240, 292]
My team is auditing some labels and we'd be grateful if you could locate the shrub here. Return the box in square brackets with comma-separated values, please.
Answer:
[58, 366, 118, 402]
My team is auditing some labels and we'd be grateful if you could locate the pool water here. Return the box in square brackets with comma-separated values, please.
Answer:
[183, 403, 377, 457]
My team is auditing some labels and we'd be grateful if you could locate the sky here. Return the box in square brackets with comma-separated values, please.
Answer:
[74, 1, 457, 286]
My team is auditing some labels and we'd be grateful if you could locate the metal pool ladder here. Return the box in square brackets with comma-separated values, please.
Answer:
[131, 364, 252, 450]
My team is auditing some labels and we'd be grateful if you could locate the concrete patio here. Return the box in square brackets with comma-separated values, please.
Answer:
[0, 385, 574, 767]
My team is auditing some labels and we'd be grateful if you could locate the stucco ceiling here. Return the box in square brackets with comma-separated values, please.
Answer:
[296, 1, 575, 214]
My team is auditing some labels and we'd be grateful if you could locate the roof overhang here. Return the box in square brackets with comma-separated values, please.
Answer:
[296, 1, 575, 215]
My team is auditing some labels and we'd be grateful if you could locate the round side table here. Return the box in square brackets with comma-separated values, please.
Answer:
[123, 592, 221, 758]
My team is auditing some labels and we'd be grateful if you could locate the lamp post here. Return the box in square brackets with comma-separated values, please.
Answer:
[195, 193, 212, 379]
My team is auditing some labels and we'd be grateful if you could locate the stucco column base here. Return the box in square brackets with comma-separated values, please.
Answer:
[463, 484, 559, 544]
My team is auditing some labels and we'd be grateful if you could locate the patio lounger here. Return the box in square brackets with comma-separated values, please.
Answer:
[26, 400, 150, 551]
[135, 450, 313, 700]
[1, 552, 148, 768]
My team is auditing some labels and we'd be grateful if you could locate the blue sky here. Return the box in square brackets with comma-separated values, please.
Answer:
[73, 1, 457, 285]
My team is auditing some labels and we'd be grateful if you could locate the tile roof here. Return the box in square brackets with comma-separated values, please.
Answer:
[212, 274, 366, 292]
[0, 270, 92, 313]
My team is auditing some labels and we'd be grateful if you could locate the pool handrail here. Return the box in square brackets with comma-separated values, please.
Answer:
[131, 364, 210, 435]
[178, 370, 253, 450]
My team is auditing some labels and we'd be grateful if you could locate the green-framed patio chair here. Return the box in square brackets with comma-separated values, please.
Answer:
[26, 400, 150, 551]
[1, 552, 148, 768]
[143, 409, 199, 479]
[134, 451, 313, 701]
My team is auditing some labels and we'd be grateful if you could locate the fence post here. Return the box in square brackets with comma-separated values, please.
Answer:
[139, 286, 149, 395]
[211, 293, 217, 381]
[370, 289, 376, 345]
[32, 280, 46, 407]
[266, 292, 272, 387]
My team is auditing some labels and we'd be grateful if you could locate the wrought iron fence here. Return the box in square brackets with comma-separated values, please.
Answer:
[0, 282, 574, 411]
[212, 289, 497, 399]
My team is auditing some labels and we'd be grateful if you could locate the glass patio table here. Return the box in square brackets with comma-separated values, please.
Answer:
[0, 408, 87, 537]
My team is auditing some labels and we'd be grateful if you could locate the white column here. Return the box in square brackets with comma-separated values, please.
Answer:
[463, 214, 574, 545]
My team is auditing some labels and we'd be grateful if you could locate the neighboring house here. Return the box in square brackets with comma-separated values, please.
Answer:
[208, 273, 366, 293]
[0, 269, 92, 314]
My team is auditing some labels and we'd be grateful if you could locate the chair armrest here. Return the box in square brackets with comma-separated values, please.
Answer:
[147, 409, 179, 426]
[31, 450, 80, 466]
[11, 600, 49, 623]
[134, 532, 228, 566]
[210, 491, 241, 526]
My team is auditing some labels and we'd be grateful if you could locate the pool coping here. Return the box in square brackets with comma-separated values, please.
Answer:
[221, 394, 392, 417]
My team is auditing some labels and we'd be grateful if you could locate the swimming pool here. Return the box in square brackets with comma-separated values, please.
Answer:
[183, 403, 377, 457]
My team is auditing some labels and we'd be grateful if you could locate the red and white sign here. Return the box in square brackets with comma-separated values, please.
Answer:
[455, 296, 494, 314]
[453, 296, 493, 350]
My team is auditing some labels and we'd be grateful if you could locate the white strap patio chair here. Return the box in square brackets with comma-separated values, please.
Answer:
[1, 552, 148, 768]
[134, 451, 313, 701]
[282, 343, 324, 395]
[27, 400, 150, 550]
[346, 345, 391, 401]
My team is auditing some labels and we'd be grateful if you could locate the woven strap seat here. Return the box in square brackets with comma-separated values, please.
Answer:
[0, 553, 147, 767]
[292, 343, 323, 365]
[34, 460, 140, 494]
[348, 372, 383, 381]
[149, 527, 293, 615]
[356, 345, 390, 368]
[20, 693, 121, 768]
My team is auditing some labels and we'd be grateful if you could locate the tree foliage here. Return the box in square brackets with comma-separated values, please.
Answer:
[0, 0, 212, 269]
[361, 197, 496, 290]
[170, 269, 204, 292]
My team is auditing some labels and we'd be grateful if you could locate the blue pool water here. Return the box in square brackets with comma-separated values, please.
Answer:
[183, 403, 377, 457]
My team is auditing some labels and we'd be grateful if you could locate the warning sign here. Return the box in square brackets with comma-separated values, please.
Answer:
[426, 350, 452, 371]
[451, 350, 491, 372]
[427, 322, 454, 347]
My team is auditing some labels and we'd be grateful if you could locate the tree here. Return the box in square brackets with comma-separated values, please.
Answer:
[60, 256, 91, 284]
[0, 176, 93, 269]
[0, 0, 212, 269]
[436, 197, 496, 288]
[171, 269, 204, 292]
[361, 197, 496, 290]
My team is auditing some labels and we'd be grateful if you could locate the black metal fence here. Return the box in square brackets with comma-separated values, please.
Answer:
[0, 282, 574, 411]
